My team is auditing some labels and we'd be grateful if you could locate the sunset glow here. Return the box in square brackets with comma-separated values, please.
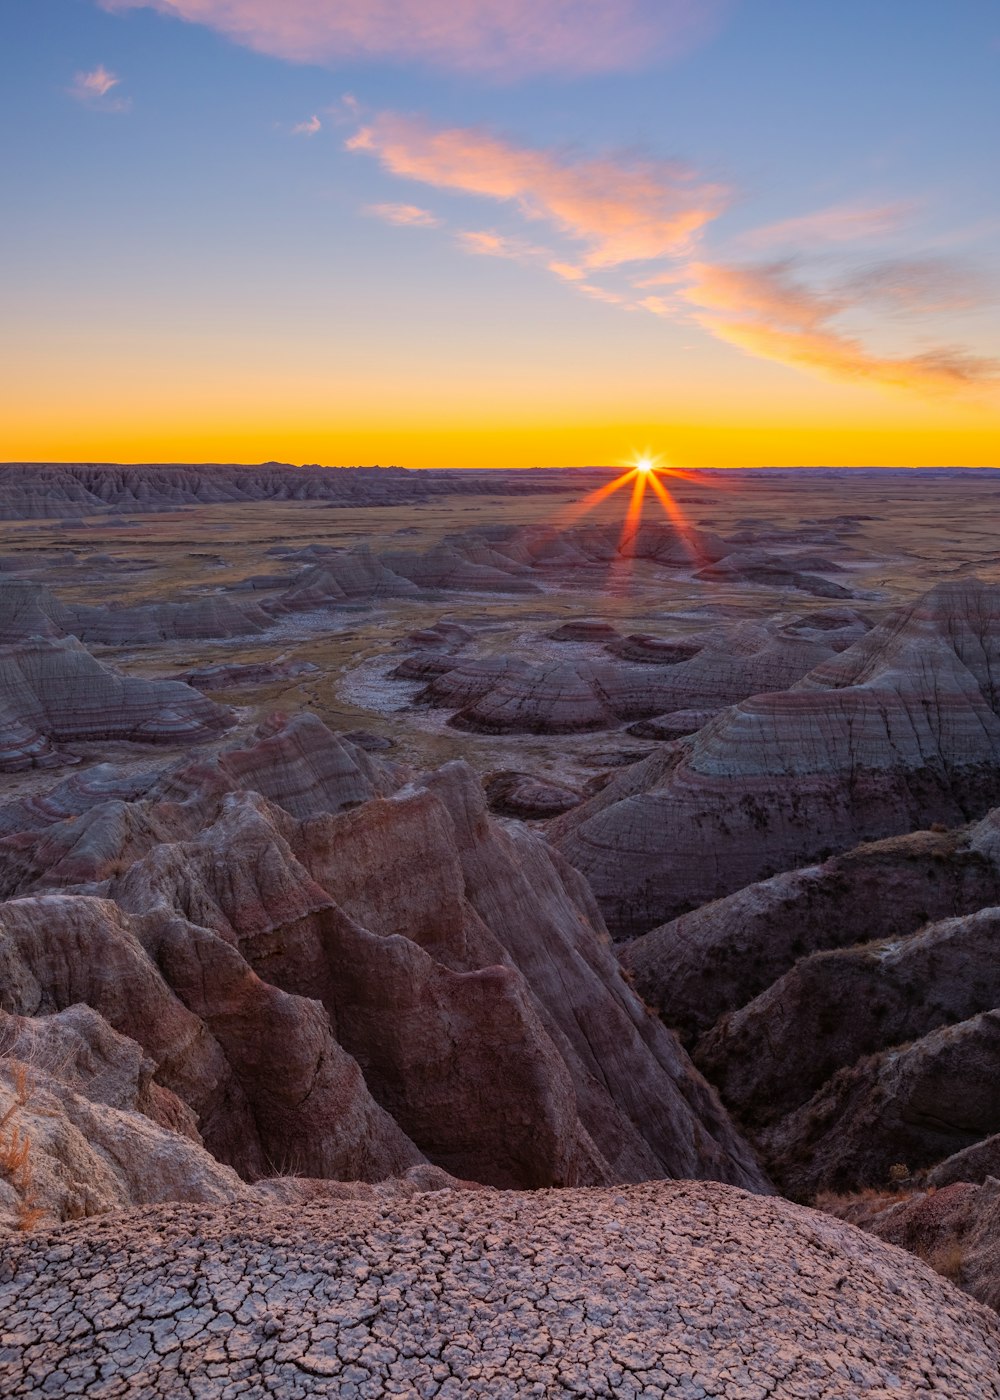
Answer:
[1, 2, 997, 468]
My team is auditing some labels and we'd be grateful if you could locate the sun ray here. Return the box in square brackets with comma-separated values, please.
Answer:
[646, 468, 704, 564]
[607, 468, 648, 595]
[545, 449, 731, 594]
[555, 466, 637, 529]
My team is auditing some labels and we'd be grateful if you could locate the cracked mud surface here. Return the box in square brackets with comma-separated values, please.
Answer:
[3, 1181, 1000, 1398]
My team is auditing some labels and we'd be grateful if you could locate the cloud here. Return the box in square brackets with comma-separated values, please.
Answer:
[347, 110, 995, 390]
[292, 114, 322, 135]
[366, 202, 441, 228]
[457, 230, 516, 257]
[98, 1, 725, 77]
[548, 261, 586, 282]
[637, 294, 677, 317]
[577, 283, 627, 305]
[682, 260, 998, 390]
[346, 112, 727, 268]
[839, 257, 989, 315]
[738, 202, 913, 250]
[69, 65, 130, 109]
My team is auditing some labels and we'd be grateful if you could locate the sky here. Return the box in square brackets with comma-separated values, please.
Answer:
[1, 0, 999, 469]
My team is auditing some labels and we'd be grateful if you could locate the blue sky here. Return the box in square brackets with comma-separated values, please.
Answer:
[2, 0, 998, 467]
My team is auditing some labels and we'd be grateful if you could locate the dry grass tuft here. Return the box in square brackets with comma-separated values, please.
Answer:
[926, 1237, 965, 1284]
[0, 1062, 44, 1230]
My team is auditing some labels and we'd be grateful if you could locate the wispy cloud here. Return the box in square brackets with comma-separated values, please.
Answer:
[455, 229, 547, 263]
[839, 257, 989, 315]
[366, 202, 441, 228]
[738, 201, 913, 250]
[346, 112, 727, 268]
[99, 1, 726, 78]
[578, 283, 628, 305]
[69, 65, 130, 110]
[682, 260, 998, 390]
[549, 260, 586, 282]
[292, 114, 322, 136]
[347, 109, 996, 394]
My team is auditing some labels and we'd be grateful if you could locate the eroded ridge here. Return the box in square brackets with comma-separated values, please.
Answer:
[2, 1181, 1000, 1398]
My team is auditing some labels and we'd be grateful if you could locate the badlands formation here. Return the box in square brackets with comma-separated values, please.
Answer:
[3, 464, 1000, 1392]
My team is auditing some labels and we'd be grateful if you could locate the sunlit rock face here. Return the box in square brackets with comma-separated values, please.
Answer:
[557, 581, 1000, 936]
[3, 1182, 999, 1398]
[0, 712, 766, 1232]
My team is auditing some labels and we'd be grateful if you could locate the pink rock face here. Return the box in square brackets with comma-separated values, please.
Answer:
[0, 636, 233, 771]
[0, 713, 767, 1212]
[557, 580, 1000, 935]
[3, 1183, 1000, 1397]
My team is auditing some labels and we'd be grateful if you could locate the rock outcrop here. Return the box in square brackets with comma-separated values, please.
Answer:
[3, 1182, 999, 1397]
[694, 547, 854, 597]
[0, 713, 766, 1227]
[623, 816, 1000, 1043]
[0, 462, 578, 519]
[0, 637, 233, 771]
[558, 581, 1000, 934]
[414, 615, 851, 736]
[0, 1005, 247, 1229]
[825, 1179, 1000, 1316]
[0, 580, 271, 645]
[482, 770, 583, 819]
[622, 805, 1000, 1199]
[176, 658, 319, 690]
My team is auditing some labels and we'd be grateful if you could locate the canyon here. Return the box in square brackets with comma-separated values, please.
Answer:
[3, 463, 1000, 1392]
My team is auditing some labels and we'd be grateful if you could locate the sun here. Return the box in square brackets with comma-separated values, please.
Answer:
[551, 447, 725, 585]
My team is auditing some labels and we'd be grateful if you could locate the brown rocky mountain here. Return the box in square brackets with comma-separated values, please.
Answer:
[411, 613, 865, 735]
[0, 636, 233, 771]
[620, 805, 1000, 1206]
[0, 712, 766, 1230]
[557, 580, 1000, 935]
[825, 1178, 1000, 1316]
[0, 579, 271, 645]
[0, 462, 580, 518]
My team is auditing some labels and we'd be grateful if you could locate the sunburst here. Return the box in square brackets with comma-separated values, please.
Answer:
[560, 452, 707, 561]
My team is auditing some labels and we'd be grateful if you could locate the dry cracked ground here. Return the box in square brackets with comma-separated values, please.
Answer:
[4, 1183, 1000, 1399]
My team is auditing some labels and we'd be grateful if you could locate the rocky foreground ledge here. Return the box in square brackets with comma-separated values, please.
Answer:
[2, 1182, 1000, 1398]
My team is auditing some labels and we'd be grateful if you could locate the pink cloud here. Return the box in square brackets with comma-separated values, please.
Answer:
[69, 65, 129, 109]
[577, 284, 627, 305]
[454, 230, 548, 263]
[98, 1, 726, 77]
[548, 260, 586, 282]
[366, 203, 441, 228]
[347, 112, 727, 268]
[638, 294, 676, 317]
[682, 260, 998, 391]
[292, 114, 322, 136]
[738, 202, 913, 250]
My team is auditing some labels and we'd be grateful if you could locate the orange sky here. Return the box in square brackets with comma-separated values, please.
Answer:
[3, 0, 998, 469]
